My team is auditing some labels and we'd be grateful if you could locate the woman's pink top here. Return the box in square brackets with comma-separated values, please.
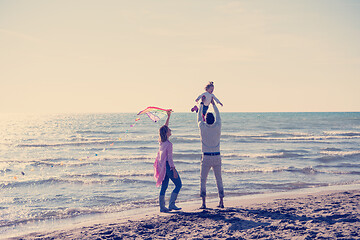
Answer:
[154, 140, 175, 187]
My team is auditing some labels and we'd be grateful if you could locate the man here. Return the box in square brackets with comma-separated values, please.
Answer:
[197, 98, 224, 209]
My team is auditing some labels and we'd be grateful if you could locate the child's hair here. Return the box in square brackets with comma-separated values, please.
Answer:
[159, 125, 169, 143]
[205, 81, 214, 91]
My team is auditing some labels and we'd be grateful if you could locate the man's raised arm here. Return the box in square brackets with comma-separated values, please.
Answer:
[213, 102, 221, 124]
[198, 104, 204, 124]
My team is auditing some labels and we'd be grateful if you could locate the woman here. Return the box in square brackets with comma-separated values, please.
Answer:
[154, 111, 182, 212]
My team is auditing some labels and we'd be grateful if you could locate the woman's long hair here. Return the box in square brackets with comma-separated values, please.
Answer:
[159, 125, 169, 143]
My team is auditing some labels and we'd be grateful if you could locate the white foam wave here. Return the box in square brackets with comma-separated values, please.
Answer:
[0, 176, 154, 189]
[323, 131, 360, 137]
[223, 166, 360, 175]
[222, 151, 303, 159]
[320, 150, 360, 157]
[222, 131, 360, 142]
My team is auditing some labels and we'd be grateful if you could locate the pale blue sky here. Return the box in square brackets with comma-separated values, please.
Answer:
[1, 0, 359, 113]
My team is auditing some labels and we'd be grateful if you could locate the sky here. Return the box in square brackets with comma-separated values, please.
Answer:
[1, 0, 359, 113]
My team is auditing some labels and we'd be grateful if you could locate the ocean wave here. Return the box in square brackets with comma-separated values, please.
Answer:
[0, 197, 160, 229]
[323, 131, 360, 137]
[0, 177, 154, 189]
[0, 168, 12, 173]
[172, 136, 199, 143]
[75, 130, 123, 134]
[172, 151, 304, 159]
[222, 151, 304, 159]
[321, 147, 343, 151]
[249, 182, 330, 191]
[223, 167, 317, 175]
[320, 150, 360, 157]
[0, 207, 104, 228]
[315, 163, 360, 169]
[222, 131, 360, 142]
[223, 166, 360, 175]
[16, 139, 154, 148]
[24, 156, 155, 168]
[221, 132, 308, 139]
[17, 140, 115, 148]
[316, 150, 360, 163]
[261, 135, 360, 142]
[173, 153, 201, 159]
[66, 171, 154, 179]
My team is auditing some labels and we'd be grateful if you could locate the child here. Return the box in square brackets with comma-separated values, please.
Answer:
[191, 81, 223, 116]
[154, 111, 182, 212]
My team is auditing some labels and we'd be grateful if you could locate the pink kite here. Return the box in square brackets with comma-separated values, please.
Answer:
[137, 107, 172, 123]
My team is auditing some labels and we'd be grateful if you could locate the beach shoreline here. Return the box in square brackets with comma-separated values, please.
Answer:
[4, 184, 360, 239]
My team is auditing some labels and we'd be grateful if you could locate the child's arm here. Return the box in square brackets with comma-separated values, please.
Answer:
[195, 93, 204, 102]
[213, 95, 223, 106]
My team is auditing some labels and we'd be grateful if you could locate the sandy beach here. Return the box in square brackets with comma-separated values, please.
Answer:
[6, 185, 359, 240]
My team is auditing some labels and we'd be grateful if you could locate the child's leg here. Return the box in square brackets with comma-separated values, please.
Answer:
[191, 105, 199, 113]
[202, 105, 209, 115]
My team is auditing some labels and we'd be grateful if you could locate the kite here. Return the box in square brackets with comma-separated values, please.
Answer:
[137, 107, 172, 122]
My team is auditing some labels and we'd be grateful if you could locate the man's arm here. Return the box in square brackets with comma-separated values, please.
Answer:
[212, 101, 221, 124]
[198, 103, 204, 123]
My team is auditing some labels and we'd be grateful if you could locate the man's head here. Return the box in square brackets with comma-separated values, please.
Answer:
[205, 112, 215, 125]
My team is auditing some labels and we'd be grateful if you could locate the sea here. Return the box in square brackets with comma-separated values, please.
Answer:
[1, 112, 360, 236]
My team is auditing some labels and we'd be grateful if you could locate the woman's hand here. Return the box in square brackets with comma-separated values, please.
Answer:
[171, 167, 178, 179]
[165, 110, 171, 126]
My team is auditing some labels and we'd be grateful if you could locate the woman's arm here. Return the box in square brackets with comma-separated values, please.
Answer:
[167, 143, 175, 168]
[164, 110, 171, 127]
[167, 143, 178, 178]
